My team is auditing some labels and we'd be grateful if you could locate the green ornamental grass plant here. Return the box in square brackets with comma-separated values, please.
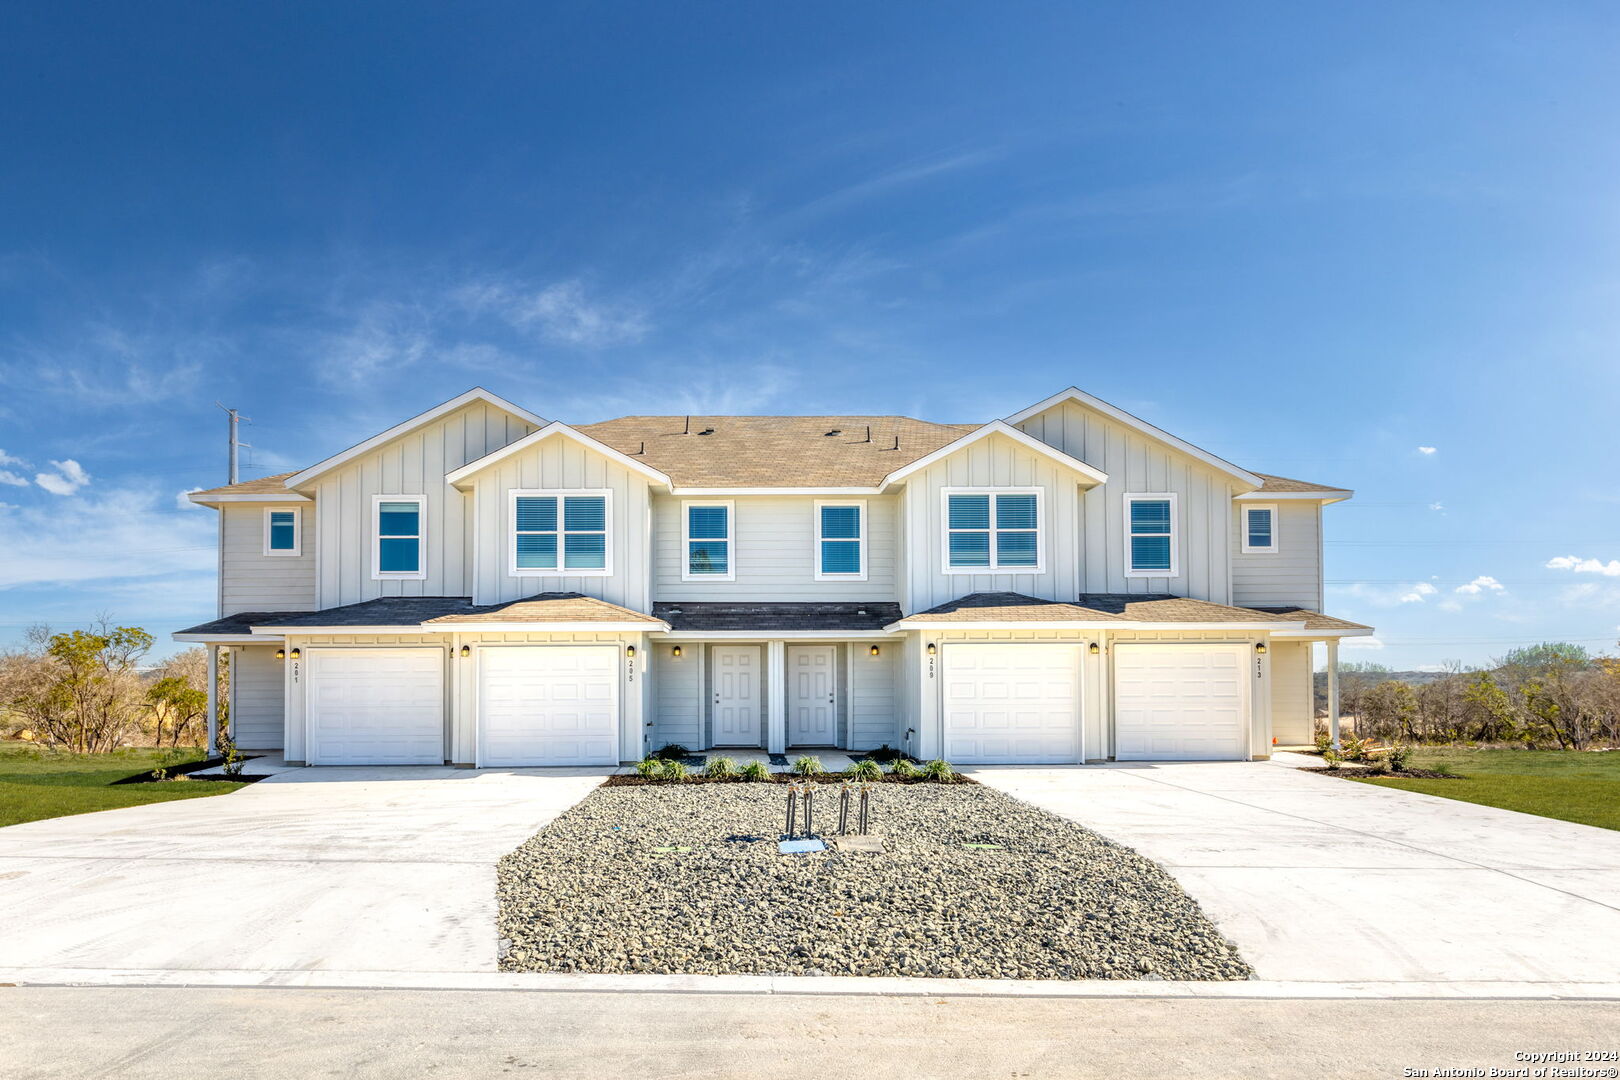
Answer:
[922, 759, 956, 783]
[843, 759, 883, 781]
[791, 755, 824, 776]
[890, 759, 922, 779]
[703, 756, 738, 779]
[738, 761, 771, 782]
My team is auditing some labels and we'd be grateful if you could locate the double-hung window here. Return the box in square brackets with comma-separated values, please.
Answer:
[510, 490, 610, 575]
[943, 489, 1042, 573]
[1241, 504, 1278, 554]
[263, 507, 301, 557]
[373, 496, 425, 579]
[683, 501, 733, 580]
[1125, 493, 1178, 576]
[815, 501, 865, 579]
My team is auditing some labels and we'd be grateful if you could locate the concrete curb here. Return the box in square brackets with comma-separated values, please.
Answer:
[3, 968, 1617, 1000]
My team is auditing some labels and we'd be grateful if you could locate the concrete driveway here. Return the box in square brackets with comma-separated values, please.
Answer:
[970, 758, 1620, 985]
[0, 766, 606, 973]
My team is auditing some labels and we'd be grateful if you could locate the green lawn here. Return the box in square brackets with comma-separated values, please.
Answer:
[1351, 747, 1620, 831]
[0, 742, 249, 828]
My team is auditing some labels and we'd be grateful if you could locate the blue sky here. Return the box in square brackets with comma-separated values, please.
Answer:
[3, 1, 1619, 668]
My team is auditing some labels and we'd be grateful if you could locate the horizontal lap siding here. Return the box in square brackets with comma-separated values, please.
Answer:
[849, 644, 897, 750]
[221, 504, 316, 614]
[654, 644, 702, 748]
[652, 495, 899, 602]
[232, 645, 285, 749]
[1232, 501, 1323, 610]
[1015, 401, 1234, 603]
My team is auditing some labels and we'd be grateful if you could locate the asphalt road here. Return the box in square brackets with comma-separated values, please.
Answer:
[1, 987, 1616, 1079]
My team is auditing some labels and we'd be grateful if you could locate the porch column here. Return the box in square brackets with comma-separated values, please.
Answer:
[766, 640, 786, 755]
[1326, 638, 1341, 751]
[205, 644, 219, 757]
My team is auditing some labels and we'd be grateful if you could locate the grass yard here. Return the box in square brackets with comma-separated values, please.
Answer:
[1351, 747, 1620, 831]
[0, 742, 249, 828]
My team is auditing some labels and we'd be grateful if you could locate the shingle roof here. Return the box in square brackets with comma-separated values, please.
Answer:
[1242, 607, 1374, 632]
[1252, 472, 1352, 494]
[174, 611, 294, 636]
[176, 595, 661, 636]
[898, 592, 1309, 625]
[425, 594, 664, 625]
[653, 602, 902, 632]
[189, 472, 300, 498]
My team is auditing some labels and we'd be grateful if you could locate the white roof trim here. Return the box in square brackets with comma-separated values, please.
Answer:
[1269, 628, 1374, 640]
[253, 620, 667, 634]
[1237, 489, 1354, 504]
[285, 388, 547, 489]
[880, 420, 1108, 487]
[445, 421, 672, 487]
[171, 633, 278, 643]
[187, 492, 313, 505]
[670, 487, 886, 496]
[1004, 387, 1263, 488]
[888, 618, 1306, 632]
[651, 629, 895, 640]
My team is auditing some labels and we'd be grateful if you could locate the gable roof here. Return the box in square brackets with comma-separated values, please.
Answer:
[889, 591, 1307, 629]
[284, 388, 545, 490]
[188, 472, 308, 503]
[183, 595, 667, 635]
[879, 420, 1108, 486]
[445, 421, 673, 488]
[1242, 473, 1354, 502]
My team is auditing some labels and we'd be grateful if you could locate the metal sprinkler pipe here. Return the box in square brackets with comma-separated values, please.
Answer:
[803, 784, 814, 836]
[858, 783, 871, 835]
[838, 783, 851, 834]
[785, 785, 798, 838]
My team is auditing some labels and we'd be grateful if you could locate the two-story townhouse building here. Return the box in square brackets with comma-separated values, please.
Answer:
[176, 386, 1371, 767]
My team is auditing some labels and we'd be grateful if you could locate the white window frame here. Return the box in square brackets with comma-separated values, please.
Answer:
[1123, 492, 1179, 578]
[940, 487, 1045, 575]
[813, 499, 867, 581]
[681, 499, 736, 582]
[508, 489, 614, 577]
[262, 506, 302, 557]
[371, 494, 427, 581]
[1241, 502, 1278, 554]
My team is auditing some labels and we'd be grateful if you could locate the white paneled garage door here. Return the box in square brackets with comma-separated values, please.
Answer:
[1113, 644, 1250, 761]
[478, 646, 620, 767]
[942, 644, 1082, 764]
[306, 648, 445, 765]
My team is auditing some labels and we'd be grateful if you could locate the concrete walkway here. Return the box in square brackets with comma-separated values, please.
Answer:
[0, 766, 607, 973]
[968, 759, 1620, 985]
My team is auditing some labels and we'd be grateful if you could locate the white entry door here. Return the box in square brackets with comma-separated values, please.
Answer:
[478, 646, 620, 767]
[787, 645, 837, 746]
[942, 644, 1081, 764]
[306, 648, 444, 765]
[1113, 644, 1250, 760]
[711, 645, 761, 746]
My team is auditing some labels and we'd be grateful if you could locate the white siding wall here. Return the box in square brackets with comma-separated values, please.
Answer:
[899, 432, 1087, 612]
[221, 504, 316, 614]
[1232, 501, 1323, 611]
[848, 643, 898, 750]
[653, 643, 702, 749]
[1015, 401, 1235, 602]
[1269, 639, 1314, 745]
[652, 495, 899, 602]
[231, 644, 285, 749]
[313, 402, 536, 607]
[466, 435, 651, 610]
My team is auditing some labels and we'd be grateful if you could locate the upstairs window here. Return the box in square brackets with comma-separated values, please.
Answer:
[1125, 494, 1177, 576]
[373, 496, 425, 579]
[944, 489, 1042, 573]
[683, 501, 733, 580]
[263, 507, 300, 557]
[816, 502, 865, 579]
[1242, 504, 1278, 554]
[511, 491, 610, 575]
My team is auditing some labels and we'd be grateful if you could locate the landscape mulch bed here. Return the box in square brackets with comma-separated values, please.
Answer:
[111, 755, 269, 785]
[1308, 766, 1461, 781]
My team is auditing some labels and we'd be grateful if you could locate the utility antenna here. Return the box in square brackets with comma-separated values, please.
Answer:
[683, 415, 691, 435]
[215, 402, 252, 485]
[863, 425, 871, 444]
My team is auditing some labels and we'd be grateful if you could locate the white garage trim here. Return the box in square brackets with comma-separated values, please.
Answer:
[476, 645, 621, 767]
[1112, 643, 1251, 761]
[304, 647, 446, 765]
[941, 643, 1083, 764]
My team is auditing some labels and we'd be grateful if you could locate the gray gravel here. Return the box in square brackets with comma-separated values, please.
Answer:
[497, 782, 1253, 981]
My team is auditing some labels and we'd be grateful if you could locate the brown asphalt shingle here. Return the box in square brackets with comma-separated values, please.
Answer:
[189, 472, 301, 498]
[900, 592, 1317, 625]
[425, 593, 663, 625]
[1252, 472, 1352, 494]
[1242, 607, 1374, 632]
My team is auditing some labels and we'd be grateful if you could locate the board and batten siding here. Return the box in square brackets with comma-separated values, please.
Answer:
[653, 642, 702, 749]
[1015, 401, 1235, 603]
[847, 643, 898, 750]
[1231, 501, 1323, 611]
[220, 503, 317, 614]
[465, 435, 652, 610]
[313, 402, 537, 608]
[231, 644, 285, 749]
[899, 432, 1087, 612]
[651, 495, 899, 602]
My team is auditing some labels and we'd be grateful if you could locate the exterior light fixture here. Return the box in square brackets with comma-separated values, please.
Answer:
[275, 648, 286, 660]
[926, 643, 936, 656]
[1255, 642, 1268, 655]
[672, 645, 683, 658]
[869, 645, 881, 656]
[460, 645, 471, 658]
[1088, 642, 1100, 655]
[625, 645, 636, 658]
[289, 648, 301, 660]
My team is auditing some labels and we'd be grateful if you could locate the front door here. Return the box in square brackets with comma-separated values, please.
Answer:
[711, 645, 761, 746]
[787, 645, 837, 746]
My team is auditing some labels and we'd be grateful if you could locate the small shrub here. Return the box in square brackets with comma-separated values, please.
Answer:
[634, 758, 662, 778]
[865, 744, 903, 762]
[791, 755, 824, 776]
[1430, 762, 1455, 777]
[1340, 736, 1372, 762]
[739, 761, 771, 782]
[843, 759, 883, 781]
[921, 759, 956, 783]
[890, 759, 922, 779]
[656, 759, 690, 781]
[1387, 744, 1414, 772]
[652, 743, 691, 761]
[1313, 732, 1333, 755]
[1364, 755, 1392, 775]
[1322, 748, 1344, 769]
[704, 756, 738, 779]
[215, 728, 244, 778]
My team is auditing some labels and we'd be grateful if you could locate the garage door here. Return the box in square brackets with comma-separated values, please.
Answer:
[942, 644, 1081, 764]
[479, 646, 620, 767]
[1113, 644, 1250, 760]
[306, 648, 445, 765]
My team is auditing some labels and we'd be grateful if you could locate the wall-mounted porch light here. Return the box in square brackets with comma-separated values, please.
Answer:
[1088, 642, 1100, 655]
[926, 643, 936, 656]
[460, 645, 471, 658]
[1255, 642, 1268, 655]
[625, 645, 636, 658]
[671, 645, 683, 658]
[869, 644, 881, 656]
[289, 648, 301, 660]
[275, 648, 286, 661]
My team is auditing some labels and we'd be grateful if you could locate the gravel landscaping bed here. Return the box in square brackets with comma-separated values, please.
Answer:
[497, 783, 1252, 981]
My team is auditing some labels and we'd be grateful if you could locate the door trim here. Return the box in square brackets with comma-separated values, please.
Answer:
[709, 644, 763, 748]
[786, 644, 839, 747]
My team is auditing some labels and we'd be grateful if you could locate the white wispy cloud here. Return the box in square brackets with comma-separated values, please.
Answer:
[1546, 555, 1620, 577]
[1454, 575, 1505, 595]
[1334, 581, 1441, 607]
[33, 459, 90, 496]
[1342, 636, 1385, 650]
[1400, 582, 1438, 603]
[1428, 502, 1444, 512]
[175, 488, 203, 510]
[1417, 446, 1437, 455]
[0, 449, 25, 467]
[0, 488, 213, 589]
[0, 470, 27, 487]
[457, 279, 650, 348]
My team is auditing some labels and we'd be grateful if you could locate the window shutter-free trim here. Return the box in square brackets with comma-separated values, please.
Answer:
[510, 490, 612, 576]
[263, 507, 301, 556]
[942, 488, 1044, 573]
[372, 495, 426, 579]
[1242, 503, 1278, 554]
[815, 501, 866, 579]
[1124, 493, 1178, 576]
[683, 500, 735, 580]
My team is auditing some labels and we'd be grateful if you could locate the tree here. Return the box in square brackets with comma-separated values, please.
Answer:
[145, 648, 212, 746]
[1460, 671, 1515, 743]
[1360, 680, 1419, 742]
[8, 622, 154, 752]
